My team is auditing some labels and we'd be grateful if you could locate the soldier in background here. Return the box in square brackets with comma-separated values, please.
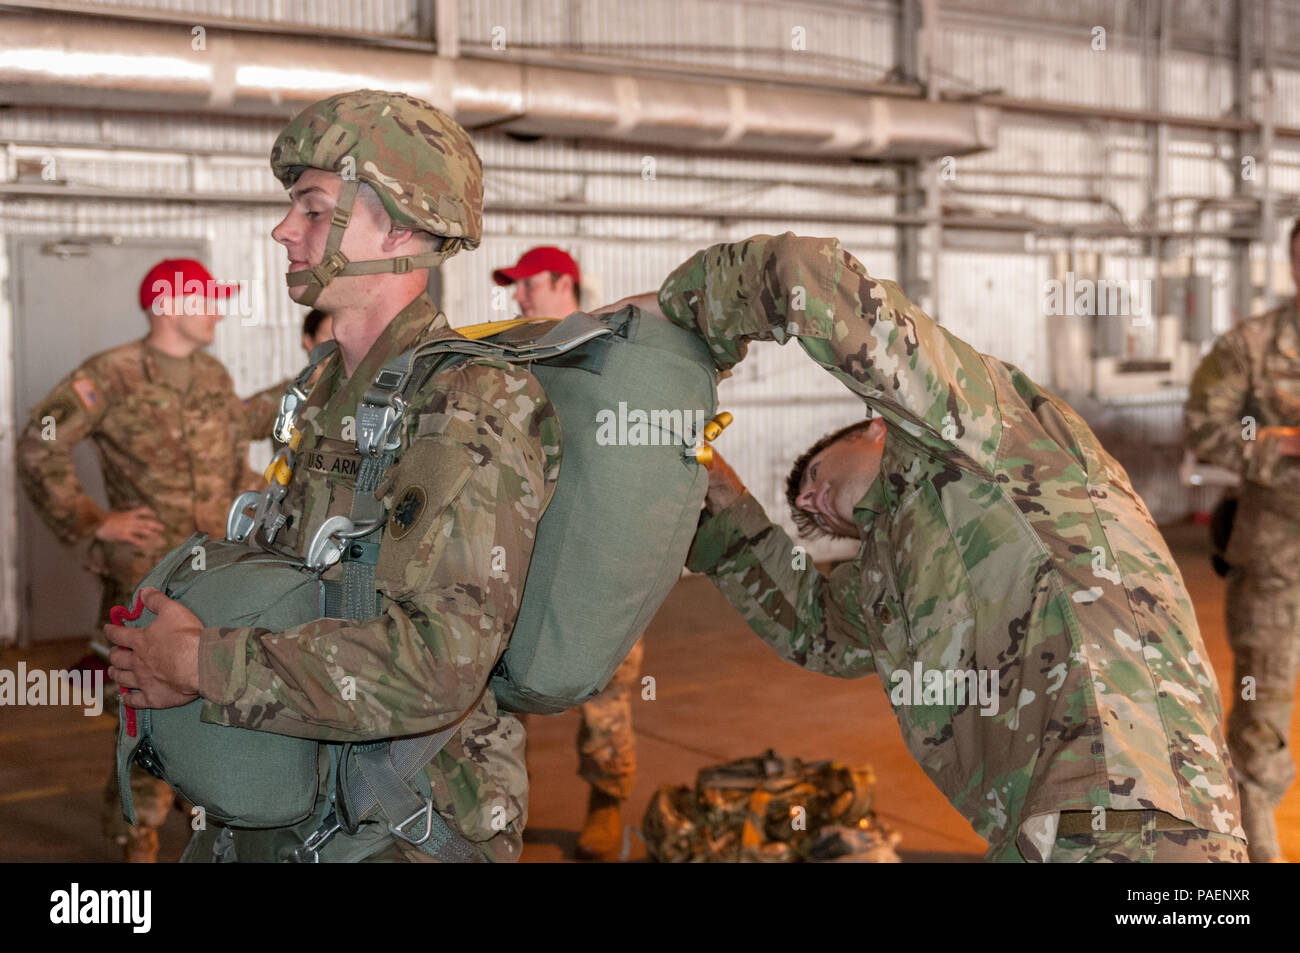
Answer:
[614, 231, 1243, 861]
[1184, 217, 1300, 862]
[494, 246, 642, 861]
[17, 257, 259, 862]
[241, 308, 334, 440]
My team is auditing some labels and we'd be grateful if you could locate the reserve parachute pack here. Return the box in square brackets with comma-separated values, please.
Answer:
[116, 305, 719, 857]
[642, 749, 901, 863]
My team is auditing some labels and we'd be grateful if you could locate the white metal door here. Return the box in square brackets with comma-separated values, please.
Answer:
[9, 236, 206, 644]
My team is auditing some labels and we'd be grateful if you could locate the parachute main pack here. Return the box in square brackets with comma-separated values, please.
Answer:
[116, 305, 719, 858]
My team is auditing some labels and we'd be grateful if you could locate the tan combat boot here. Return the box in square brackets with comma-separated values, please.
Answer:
[575, 788, 623, 861]
[1240, 787, 1285, 863]
[123, 826, 159, 863]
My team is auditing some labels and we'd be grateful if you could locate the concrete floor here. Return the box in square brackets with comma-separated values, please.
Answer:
[1, 521, 1295, 863]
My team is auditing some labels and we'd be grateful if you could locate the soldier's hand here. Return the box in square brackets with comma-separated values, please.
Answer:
[1261, 425, 1300, 457]
[591, 292, 666, 321]
[105, 587, 201, 709]
[96, 506, 166, 549]
[704, 450, 746, 515]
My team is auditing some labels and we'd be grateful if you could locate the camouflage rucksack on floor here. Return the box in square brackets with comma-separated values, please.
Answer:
[642, 749, 900, 862]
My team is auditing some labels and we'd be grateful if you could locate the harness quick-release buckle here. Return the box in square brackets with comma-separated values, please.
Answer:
[356, 395, 406, 457]
[388, 798, 435, 846]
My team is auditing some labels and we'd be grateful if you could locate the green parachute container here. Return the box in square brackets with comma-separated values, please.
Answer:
[116, 306, 718, 837]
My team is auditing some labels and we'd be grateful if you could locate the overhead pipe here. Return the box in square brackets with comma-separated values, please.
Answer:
[0, 9, 996, 160]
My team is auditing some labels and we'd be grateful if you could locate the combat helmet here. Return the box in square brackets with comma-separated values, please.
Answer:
[270, 89, 483, 305]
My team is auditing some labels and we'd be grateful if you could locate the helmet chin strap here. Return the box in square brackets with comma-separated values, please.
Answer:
[285, 177, 461, 305]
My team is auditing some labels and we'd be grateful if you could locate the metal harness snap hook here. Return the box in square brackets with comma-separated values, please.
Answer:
[225, 491, 262, 542]
[306, 515, 356, 571]
[289, 811, 342, 863]
[273, 386, 307, 445]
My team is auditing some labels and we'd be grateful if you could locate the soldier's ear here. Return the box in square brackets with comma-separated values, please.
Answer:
[866, 417, 887, 442]
[385, 225, 430, 254]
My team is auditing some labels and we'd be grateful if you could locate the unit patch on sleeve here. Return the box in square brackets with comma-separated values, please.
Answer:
[389, 485, 427, 540]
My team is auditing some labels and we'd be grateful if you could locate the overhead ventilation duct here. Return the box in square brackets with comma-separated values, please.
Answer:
[0, 9, 996, 160]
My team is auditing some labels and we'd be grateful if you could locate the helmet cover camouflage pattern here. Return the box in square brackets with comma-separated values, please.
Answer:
[271, 89, 482, 249]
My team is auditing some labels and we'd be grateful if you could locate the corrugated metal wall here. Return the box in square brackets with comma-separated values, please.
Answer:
[461, 0, 898, 81]
[78, 0, 422, 35]
[5, 0, 1300, 640]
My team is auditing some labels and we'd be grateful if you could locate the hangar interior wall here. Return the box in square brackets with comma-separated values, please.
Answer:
[3, 0, 1298, 638]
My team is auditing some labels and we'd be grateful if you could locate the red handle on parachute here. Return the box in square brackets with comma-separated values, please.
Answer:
[109, 594, 145, 738]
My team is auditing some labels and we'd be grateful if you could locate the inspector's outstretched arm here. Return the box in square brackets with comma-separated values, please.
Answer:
[656, 232, 1002, 476]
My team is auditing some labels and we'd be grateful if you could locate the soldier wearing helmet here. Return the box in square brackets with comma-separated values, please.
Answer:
[105, 90, 560, 863]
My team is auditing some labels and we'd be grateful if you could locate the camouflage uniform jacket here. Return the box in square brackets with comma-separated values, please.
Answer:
[17, 339, 255, 589]
[1184, 300, 1300, 535]
[195, 292, 561, 858]
[668, 234, 1242, 860]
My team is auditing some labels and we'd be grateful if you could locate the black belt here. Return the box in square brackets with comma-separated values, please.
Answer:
[1057, 809, 1197, 835]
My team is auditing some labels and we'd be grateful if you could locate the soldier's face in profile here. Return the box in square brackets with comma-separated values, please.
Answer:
[272, 169, 412, 313]
[794, 420, 887, 538]
[274, 168, 343, 305]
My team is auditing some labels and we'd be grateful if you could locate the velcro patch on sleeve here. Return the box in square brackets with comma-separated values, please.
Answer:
[71, 376, 100, 410]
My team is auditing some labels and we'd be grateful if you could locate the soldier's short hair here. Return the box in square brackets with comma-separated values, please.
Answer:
[785, 418, 875, 538]
[355, 181, 444, 254]
[1290, 217, 1300, 254]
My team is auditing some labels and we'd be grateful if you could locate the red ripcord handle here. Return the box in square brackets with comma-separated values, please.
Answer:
[109, 594, 146, 738]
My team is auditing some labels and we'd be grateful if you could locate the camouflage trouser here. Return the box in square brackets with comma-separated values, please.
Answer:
[98, 575, 175, 842]
[577, 640, 643, 800]
[1224, 568, 1300, 808]
[1012, 811, 1248, 862]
